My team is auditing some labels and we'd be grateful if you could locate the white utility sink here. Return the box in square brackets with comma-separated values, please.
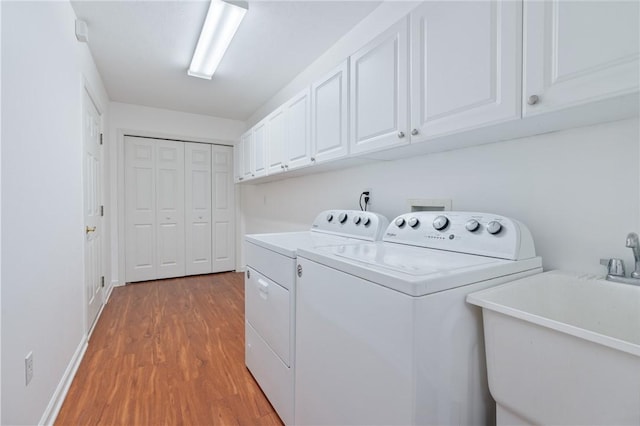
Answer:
[467, 270, 640, 425]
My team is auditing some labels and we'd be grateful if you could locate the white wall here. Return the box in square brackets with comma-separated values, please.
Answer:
[241, 117, 640, 275]
[1, 1, 109, 424]
[108, 102, 245, 285]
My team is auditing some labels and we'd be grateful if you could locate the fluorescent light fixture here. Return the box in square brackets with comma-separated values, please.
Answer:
[188, 0, 248, 79]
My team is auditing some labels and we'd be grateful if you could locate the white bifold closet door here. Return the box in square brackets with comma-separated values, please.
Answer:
[125, 136, 185, 282]
[185, 142, 213, 275]
[125, 137, 235, 283]
[211, 145, 235, 272]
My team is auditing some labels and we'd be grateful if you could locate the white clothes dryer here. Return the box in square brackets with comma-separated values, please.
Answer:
[294, 211, 543, 426]
[244, 209, 389, 425]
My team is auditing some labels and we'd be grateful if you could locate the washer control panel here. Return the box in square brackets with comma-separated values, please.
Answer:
[312, 210, 389, 241]
[383, 211, 536, 260]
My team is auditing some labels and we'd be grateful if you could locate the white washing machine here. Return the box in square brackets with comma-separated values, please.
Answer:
[244, 209, 389, 425]
[294, 211, 543, 426]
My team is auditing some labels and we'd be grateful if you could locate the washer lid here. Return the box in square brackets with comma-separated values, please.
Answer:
[245, 231, 364, 258]
[298, 242, 542, 296]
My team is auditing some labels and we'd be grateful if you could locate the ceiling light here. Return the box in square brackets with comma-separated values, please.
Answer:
[188, 0, 248, 79]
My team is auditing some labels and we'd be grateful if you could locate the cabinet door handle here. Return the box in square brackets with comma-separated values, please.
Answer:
[258, 278, 269, 299]
[411, 129, 419, 136]
[85, 226, 96, 234]
[527, 95, 539, 105]
[397, 131, 405, 138]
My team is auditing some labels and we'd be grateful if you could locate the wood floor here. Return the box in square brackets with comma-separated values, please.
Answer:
[55, 272, 283, 426]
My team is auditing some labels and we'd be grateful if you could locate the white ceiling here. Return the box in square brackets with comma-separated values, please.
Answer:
[70, 1, 381, 121]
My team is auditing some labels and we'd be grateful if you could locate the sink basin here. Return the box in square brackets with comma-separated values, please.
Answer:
[467, 270, 640, 425]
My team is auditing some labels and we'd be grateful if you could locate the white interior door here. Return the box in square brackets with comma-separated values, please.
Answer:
[155, 140, 185, 279]
[125, 136, 157, 282]
[185, 142, 212, 275]
[83, 90, 103, 333]
[212, 145, 235, 272]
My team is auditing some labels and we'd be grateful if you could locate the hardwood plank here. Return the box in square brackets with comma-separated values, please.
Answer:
[55, 272, 283, 426]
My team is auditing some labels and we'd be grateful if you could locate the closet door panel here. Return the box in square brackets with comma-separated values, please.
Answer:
[125, 136, 157, 282]
[185, 143, 212, 275]
[155, 140, 185, 279]
[212, 145, 235, 272]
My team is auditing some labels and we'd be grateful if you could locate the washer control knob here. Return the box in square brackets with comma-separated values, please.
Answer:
[465, 219, 480, 232]
[487, 221, 502, 235]
[433, 215, 449, 231]
[326, 213, 334, 222]
[395, 217, 406, 228]
[338, 212, 348, 224]
[362, 216, 371, 226]
[353, 215, 362, 225]
[408, 217, 420, 228]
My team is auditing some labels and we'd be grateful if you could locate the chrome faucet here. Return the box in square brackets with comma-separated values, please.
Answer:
[600, 232, 640, 286]
[625, 232, 640, 278]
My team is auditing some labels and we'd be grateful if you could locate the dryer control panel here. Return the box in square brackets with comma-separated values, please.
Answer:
[311, 210, 389, 241]
[384, 212, 536, 260]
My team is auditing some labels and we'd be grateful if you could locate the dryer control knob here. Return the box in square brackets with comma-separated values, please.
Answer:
[326, 213, 334, 222]
[487, 221, 502, 235]
[395, 217, 406, 228]
[465, 219, 480, 232]
[408, 217, 420, 228]
[433, 215, 449, 231]
[338, 212, 348, 224]
[362, 216, 371, 226]
[353, 215, 362, 225]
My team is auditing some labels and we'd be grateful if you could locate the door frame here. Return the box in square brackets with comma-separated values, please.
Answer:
[81, 80, 106, 337]
[115, 129, 234, 286]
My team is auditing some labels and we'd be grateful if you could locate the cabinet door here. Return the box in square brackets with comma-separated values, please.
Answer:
[267, 107, 287, 175]
[285, 88, 312, 170]
[241, 130, 253, 181]
[233, 140, 242, 183]
[252, 120, 268, 178]
[312, 61, 349, 163]
[155, 140, 185, 279]
[410, 1, 521, 140]
[523, 1, 639, 116]
[212, 145, 235, 272]
[185, 143, 212, 276]
[350, 17, 409, 155]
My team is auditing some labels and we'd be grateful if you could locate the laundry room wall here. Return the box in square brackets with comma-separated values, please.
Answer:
[1, 1, 109, 424]
[108, 102, 245, 285]
[240, 117, 640, 276]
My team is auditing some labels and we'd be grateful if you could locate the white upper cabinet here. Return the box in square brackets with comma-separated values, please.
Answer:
[410, 1, 521, 140]
[285, 88, 312, 170]
[523, 1, 639, 116]
[311, 60, 349, 163]
[252, 119, 268, 178]
[267, 107, 287, 175]
[350, 17, 409, 155]
[240, 130, 252, 181]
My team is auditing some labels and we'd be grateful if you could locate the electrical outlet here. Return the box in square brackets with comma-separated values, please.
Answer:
[25, 351, 34, 385]
[363, 188, 372, 209]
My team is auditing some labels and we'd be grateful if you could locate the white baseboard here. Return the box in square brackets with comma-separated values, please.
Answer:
[39, 338, 88, 426]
